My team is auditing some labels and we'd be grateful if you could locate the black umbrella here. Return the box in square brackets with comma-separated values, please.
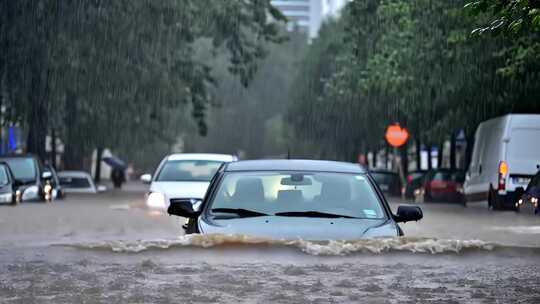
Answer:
[102, 156, 127, 170]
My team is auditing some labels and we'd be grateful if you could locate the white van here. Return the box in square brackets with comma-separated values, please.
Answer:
[464, 114, 540, 210]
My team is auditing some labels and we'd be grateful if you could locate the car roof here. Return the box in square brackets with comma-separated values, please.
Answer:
[224, 159, 366, 174]
[58, 171, 92, 178]
[166, 153, 236, 162]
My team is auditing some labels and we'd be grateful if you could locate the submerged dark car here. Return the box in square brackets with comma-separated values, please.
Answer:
[0, 155, 54, 202]
[0, 162, 19, 205]
[369, 169, 402, 197]
[516, 169, 540, 214]
[168, 159, 422, 240]
[404, 170, 426, 199]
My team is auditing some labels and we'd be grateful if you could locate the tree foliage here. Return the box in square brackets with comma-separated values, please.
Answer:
[288, 0, 540, 162]
[0, 0, 284, 167]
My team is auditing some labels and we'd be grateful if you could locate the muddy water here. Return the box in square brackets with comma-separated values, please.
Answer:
[1, 236, 540, 303]
[1, 192, 540, 303]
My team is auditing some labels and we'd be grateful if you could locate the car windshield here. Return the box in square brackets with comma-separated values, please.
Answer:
[210, 172, 386, 219]
[3, 158, 36, 182]
[0, 166, 9, 186]
[59, 176, 91, 189]
[156, 160, 223, 182]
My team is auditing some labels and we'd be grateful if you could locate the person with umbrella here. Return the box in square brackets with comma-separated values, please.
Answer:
[103, 156, 127, 189]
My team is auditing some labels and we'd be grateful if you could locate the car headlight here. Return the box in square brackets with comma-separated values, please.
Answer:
[0, 192, 12, 203]
[22, 186, 39, 201]
[147, 192, 167, 209]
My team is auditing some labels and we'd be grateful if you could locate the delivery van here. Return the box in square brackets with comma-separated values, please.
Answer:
[464, 114, 540, 210]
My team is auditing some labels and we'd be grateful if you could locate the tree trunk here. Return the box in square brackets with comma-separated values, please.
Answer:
[26, 99, 48, 159]
[94, 147, 103, 183]
[372, 149, 378, 169]
[415, 139, 421, 171]
[62, 93, 85, 170]
[51, 128, 57, 168]
[26, 68, 49, 160]
[400, 143, 409, 178]
[427, 144, 433, 170]
[465, 134, 475, 171]
[385, 145, 390, 170]
[450, 132, 456, 170]
[438, 143, 444, 169]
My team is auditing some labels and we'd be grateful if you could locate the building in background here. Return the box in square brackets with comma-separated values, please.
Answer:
[271, 0, 347, 41]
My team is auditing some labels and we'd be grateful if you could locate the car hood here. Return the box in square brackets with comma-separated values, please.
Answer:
[199, 217, 398, 241]
[149, 181, 210, 199]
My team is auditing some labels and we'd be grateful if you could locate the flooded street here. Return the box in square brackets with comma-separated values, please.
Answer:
[1, 184, 539, 303]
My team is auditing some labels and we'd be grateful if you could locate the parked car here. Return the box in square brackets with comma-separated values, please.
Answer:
[58, 171, 106, 194]
[167, 159, 423, 239]
[141, 153, 237, 210]
[464, 114, 540, 210]
[416, 169, 466, 204]
[0, 154, 54, 202]
[516, 168, 540, 214]
[403, 170, 427, 199]
[0, 162, 20, 205]
[369, 169, 402, 197]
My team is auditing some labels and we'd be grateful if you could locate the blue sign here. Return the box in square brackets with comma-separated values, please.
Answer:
[8, 127, 17, 152]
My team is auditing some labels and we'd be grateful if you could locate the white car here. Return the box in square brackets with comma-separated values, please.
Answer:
[464, 114, 540, 210]
[141, 153, 237, 210]
[58, 171, 107, 194]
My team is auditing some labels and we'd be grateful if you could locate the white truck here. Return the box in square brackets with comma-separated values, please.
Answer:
[464, 114, 540, 210]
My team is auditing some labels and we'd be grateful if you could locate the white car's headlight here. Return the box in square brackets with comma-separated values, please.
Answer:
[22, 185, 39, 201]
[147, 192, 167, 209]
[0, 192, 12, 203]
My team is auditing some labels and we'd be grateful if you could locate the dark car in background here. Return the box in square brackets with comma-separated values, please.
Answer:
[370, 169, 402, 197]
[516, 169, 540, 214]
[0, 155, 54, 202]
[0, 162, 20, 205]
[416, 169, 466, 204]
[403, 170, 427, 199]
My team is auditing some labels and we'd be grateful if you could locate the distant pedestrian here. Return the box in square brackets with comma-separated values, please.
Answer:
[111, 167, 125, 189]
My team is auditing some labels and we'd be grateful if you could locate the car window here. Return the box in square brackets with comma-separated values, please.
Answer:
[156, 160, 223, 182]
[59, 177, 92, 189]
[3, 158, 37, 182]
[0, 166, 9, 186]
[211, 172, 386, 219]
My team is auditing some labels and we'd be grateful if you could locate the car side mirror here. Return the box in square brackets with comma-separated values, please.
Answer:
[97, 185, 107, 193]
[395, 204, 423, 223]
[515, 186, 525, 196]
[42, 171, 53, 180]
[167, 199, 202, 218]
[140, 174, 152, 184]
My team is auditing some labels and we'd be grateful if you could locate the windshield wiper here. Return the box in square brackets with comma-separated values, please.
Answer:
[211, 208, 270, 218]
[275, 211, 359, 219]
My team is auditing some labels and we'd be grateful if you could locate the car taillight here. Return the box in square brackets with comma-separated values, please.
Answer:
[498, 161, 508, 191]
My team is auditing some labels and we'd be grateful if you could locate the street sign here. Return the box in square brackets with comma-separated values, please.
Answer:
[385, 123, 409, 148]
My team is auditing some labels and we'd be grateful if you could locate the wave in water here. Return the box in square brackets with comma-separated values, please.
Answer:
[61, 234, 499, 255]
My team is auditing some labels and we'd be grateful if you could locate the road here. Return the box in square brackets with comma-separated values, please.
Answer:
[0, 183, 539, 303]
